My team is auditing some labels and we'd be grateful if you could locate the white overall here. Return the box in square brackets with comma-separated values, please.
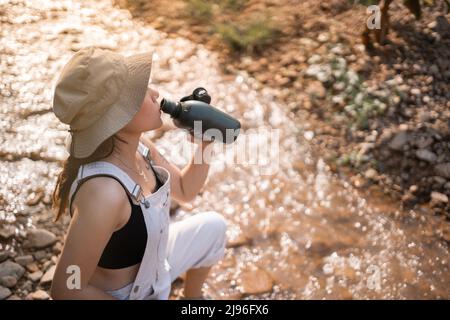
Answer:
[68, 141, 227, 300]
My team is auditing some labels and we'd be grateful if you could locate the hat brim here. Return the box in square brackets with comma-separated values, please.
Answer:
[70, 51, 154, 158]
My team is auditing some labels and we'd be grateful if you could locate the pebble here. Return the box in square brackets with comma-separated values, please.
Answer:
[26, 262, 39, 273]
[239, 265, 274, 295]
[15, 255, 34, 266]
[34, 250, 47, 261]
[307, 54, 322, 64]
[0, 226, 15, 240]
[434, 163, 450, 179]
[25, 229, 57, 249]
[415, 149, 437, 163]
[40, 265, 56, 286]
[0, 252, 8, 263]
[52, 242, 63, 254]
[27, 290, 50, 300]
[0, 261, 25, 280]
[42, 260, 53, 271]
[0, 286, 12, 300]
[317, 33, 330, 43]
[388, 131, 409, 151]
[28, 270, 43, 282]
[304, 131, 315, 141]
[20, 280, 33, 293]
[351, 175, 367, 188]
[430, 191, 448, 204]
[364, 168, 378, 180]
[428, 64, 439, 75]
[433, 176, 447, 186]
[0, 275, 17, 288]
[411, 88, 421, 95]
[306, 81, 326, 99]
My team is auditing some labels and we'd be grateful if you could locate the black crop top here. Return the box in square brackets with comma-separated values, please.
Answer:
[97, 164, 164, 269]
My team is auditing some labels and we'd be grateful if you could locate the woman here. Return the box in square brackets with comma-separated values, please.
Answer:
[50, 46, 227, 300]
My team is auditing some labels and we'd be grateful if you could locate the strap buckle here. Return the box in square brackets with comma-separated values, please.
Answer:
[131, 184, 144, 203]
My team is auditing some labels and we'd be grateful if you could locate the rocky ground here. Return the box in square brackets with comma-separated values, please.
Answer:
[114, 0, 450, 217]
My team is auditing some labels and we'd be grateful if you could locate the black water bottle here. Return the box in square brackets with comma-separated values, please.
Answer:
[160, 88, 241, 144]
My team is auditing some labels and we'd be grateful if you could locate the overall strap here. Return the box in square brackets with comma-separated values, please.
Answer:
[138, 140, 165, 184]
[137, 140, 155, 166]
[68, 161, 143, 215]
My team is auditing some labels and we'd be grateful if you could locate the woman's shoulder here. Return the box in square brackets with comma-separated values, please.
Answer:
[72, 176, 130, 217]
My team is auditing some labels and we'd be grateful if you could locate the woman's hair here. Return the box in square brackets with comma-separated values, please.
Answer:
[52, 135, 126, 221]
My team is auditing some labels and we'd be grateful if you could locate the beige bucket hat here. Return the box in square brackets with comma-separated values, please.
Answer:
[52, 46, 154, 158]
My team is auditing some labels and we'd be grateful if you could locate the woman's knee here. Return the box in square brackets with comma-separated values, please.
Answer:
[192, 212, 227, 268]
[199, 211, 227, 239]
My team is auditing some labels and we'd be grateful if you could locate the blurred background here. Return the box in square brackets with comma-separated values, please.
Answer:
[0, 0, 449, 300]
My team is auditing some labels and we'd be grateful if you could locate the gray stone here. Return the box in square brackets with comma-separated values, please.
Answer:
[0, 261, 25, 280]
[0, 275, 17, 288]
[33, 250, 47, 261]
[416, 149, 437, 163]
[25, 229, 57, 249]
[0, 251, 9, 263]
[0, 286, 12, 300]
[429, 64, 439, 75]
[434, 163, 450, 179]
[433, 176, 447, 186]
[388, 131, 409, 151]
[15, 255, 34, 266]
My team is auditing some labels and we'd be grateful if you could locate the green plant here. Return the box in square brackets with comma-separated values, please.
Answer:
[215, 17, 278, 52]
[218, 0, 249, 11]
[337, 151, 371, 168]
[185, 0, 213, 20]
[306, 51, 394, 130]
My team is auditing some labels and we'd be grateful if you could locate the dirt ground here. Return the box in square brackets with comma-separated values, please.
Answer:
[114, 0, 450, 219]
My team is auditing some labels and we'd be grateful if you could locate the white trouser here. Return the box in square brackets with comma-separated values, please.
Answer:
[107, 211, 227, 300]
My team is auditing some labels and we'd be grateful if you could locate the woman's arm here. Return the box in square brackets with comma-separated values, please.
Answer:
[50, 177, 130, 300]
[140, 134, 214, 203]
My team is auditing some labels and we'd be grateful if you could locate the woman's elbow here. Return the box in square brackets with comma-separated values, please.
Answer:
[50, 281, 76, 300]
[50, 282, 65, 300]
[181, 191, 198, 202]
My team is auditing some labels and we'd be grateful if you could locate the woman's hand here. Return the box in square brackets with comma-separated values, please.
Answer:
[187, 129, 214, 148]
